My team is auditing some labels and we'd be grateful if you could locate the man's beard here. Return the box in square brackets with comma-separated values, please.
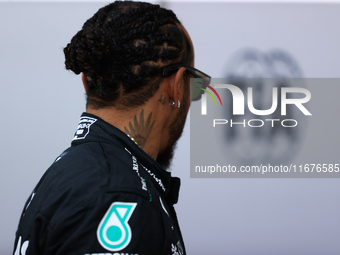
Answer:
[156, 84, 190, 170]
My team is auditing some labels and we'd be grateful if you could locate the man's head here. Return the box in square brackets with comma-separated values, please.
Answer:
[64, 1, 196, 169]
[64, 0, 193, 110]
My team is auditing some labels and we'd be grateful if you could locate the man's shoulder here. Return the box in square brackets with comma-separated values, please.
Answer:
[50, 141, 143, 193]
[23, 140, 150, 224]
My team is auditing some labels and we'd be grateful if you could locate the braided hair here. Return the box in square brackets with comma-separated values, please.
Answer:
[64, 1, 193, 109]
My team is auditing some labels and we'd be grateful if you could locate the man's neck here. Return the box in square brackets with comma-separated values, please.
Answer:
[86, 102, 170, 160]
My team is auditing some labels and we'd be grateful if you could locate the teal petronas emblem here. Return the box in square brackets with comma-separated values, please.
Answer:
[97, 202, 137, 251]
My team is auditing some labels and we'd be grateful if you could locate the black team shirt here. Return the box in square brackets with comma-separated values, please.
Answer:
[13, 113, 185, 255]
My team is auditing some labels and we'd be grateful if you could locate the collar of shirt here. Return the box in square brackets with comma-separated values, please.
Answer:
[71, 112, 180, 205]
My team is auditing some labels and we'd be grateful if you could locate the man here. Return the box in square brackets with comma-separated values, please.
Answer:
[13, 1, 210, 254]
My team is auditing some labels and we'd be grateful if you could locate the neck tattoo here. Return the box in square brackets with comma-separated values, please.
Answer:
[123, 109, 155, 149]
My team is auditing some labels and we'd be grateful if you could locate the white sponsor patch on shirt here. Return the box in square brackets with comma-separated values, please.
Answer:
[73, 117, 97, 140]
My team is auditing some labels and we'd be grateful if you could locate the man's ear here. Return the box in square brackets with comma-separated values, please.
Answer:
[168, 67, 186, 108]
[82, 73, 88, 94]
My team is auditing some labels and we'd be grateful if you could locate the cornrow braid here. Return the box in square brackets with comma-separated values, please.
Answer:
[64, 1, 193, 109]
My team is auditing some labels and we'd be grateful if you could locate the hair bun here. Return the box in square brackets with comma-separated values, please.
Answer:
[63, 1, 192, 109]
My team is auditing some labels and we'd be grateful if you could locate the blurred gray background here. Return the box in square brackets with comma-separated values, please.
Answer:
[1, 1, 340, 254]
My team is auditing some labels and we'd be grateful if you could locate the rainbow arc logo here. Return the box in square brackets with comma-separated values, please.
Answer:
[198, 82, 222, 115]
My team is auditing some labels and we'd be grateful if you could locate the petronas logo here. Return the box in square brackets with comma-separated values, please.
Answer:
[97, 202, 137, 251]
